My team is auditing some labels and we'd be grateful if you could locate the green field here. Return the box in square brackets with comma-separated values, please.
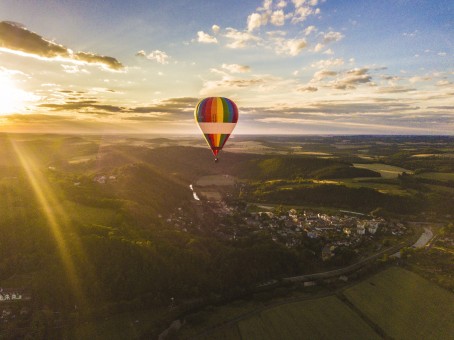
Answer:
[186, 267, 454, 340]
[340, 178, 410, 195]
[197, 296, 379, 340]
[415, 172, 454, 181]
[343, 267, 454, 340]
[353, 163, 413, 178]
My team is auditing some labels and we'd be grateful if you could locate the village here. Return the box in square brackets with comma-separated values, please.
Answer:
[167, 187, 412, 263]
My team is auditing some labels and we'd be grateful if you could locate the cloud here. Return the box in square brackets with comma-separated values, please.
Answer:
[136, 50, 170, 64]
[0, 21, 123, 70]
[3, 113, 75, 122]
[311, 58, 344, 68]
[221, 63, 251, 73]
[312, 69, 337, 80]
[322, 31, 344, 43]
[212, 25, 220, 34]
[38, 96, 199, 119]
[275, 38, 307, 56]
[297, 86, 318, 92]
[40, 100, 125, 113]
[427, 106, 454, 110]
[409, 76, 432, 83]
[200, 73, 284, 95]
[129, 97, 198, 115]
[377, 86, 416, 93]
[247, 13, 267, 31]
[277, 0, 288, 8]
[303, 25, 317, 36]
[224, 28, 261, 48]
[271, 10, 286, 26]
[331, 68, 372, 89]
[61, 64, 89, 74]
[313, 43, 324, 52]
[197, 31, 218, 44]
[291, 6, 317, 24]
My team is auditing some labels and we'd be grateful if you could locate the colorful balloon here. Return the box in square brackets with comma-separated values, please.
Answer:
[194, 97, 238, 162]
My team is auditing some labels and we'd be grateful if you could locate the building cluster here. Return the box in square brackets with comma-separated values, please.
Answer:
[93, 175, 117, 184]
[0, 289, 31, 325]
[247, 209, 386, 244]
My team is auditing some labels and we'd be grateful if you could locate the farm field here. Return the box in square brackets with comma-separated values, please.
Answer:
[415, 172, 454, 181]
[196, 296, 380, 340]
[352, 163, 413, 178]
[343, 267, 454, 340]
[339, 178, 410, 195]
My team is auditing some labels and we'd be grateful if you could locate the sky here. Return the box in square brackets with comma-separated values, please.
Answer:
[0, 0, 453, 135]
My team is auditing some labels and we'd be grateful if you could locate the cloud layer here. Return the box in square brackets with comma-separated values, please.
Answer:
[0, 21, 123, 70]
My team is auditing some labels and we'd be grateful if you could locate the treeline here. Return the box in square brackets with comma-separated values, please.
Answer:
[248, 183, 421, 214]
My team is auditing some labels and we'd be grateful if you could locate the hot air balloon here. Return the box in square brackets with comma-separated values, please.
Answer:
[194, 97, 238, 162]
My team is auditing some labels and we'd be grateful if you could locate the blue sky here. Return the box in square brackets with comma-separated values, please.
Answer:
[0, 0, 452, 134]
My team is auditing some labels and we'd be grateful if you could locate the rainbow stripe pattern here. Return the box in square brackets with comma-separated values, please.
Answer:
[194, 97, 238, 158]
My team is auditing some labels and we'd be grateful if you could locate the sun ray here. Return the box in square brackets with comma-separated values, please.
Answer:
[10, 138, 88, 306]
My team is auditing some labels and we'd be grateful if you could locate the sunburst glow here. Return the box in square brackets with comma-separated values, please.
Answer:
[0, 74, 36, 114]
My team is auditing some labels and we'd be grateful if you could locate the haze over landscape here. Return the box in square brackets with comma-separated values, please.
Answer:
[1, 1, 454, 339]
[0, 0, 453, 134]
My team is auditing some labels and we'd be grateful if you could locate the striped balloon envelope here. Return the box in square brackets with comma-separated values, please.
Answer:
[194, 97, 239, 162]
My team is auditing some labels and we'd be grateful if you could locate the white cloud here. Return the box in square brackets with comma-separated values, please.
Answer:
[276, 38, 307, 56]
[224, 28, 261, 48]
[263, 0, 273, 10]
[248, 12, 267, 31]
[271, 10, 285, 26]
[292, 0, 306, 7]
[197, 31, 218, 44]
[61, 64, 89, 74]
[221, 63, 251, 73]
[323, 48, 334, 55]
[137, 50, 170, 64]
[292, 6, 315, 23]
[409, 76, 431, 83]
[303, 25, 317, 36]
[212, 25, 220, 34]
[323, 31, 344, 43]
[311, 58, 344, 68]
[277, 0, 287, 8]
[313, 43, 324, 52]
[313, 69, 337, 80]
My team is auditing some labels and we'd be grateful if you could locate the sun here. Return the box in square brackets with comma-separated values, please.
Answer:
[0, 74, 35, 115]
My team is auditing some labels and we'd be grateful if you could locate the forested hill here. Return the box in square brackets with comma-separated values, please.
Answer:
[110, 146, 380, 181]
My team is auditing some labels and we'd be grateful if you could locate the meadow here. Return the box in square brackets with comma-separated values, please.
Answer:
[352, 163, 413, 179]
[343, 267, 454, 340]
[180, 267, 454, 340]
[194, 296, 379, 340]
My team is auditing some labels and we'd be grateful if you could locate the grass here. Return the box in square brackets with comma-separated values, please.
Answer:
[415, 172, 454, 181]
[197, 296, 379, 340]
[62, 307, 169, 340]
[63, 201, 122, 227]
[352, 163, 413, 178]
[343, 267, 454, 340]
[340, 178, 410, 195]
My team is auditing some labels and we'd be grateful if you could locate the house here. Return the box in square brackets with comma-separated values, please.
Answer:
[367, 221, 379, 234]
[306, 231, 319, 239]
[357, 223, 366, 235]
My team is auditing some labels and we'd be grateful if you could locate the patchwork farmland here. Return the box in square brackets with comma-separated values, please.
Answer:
[187, 267, 454, 339]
